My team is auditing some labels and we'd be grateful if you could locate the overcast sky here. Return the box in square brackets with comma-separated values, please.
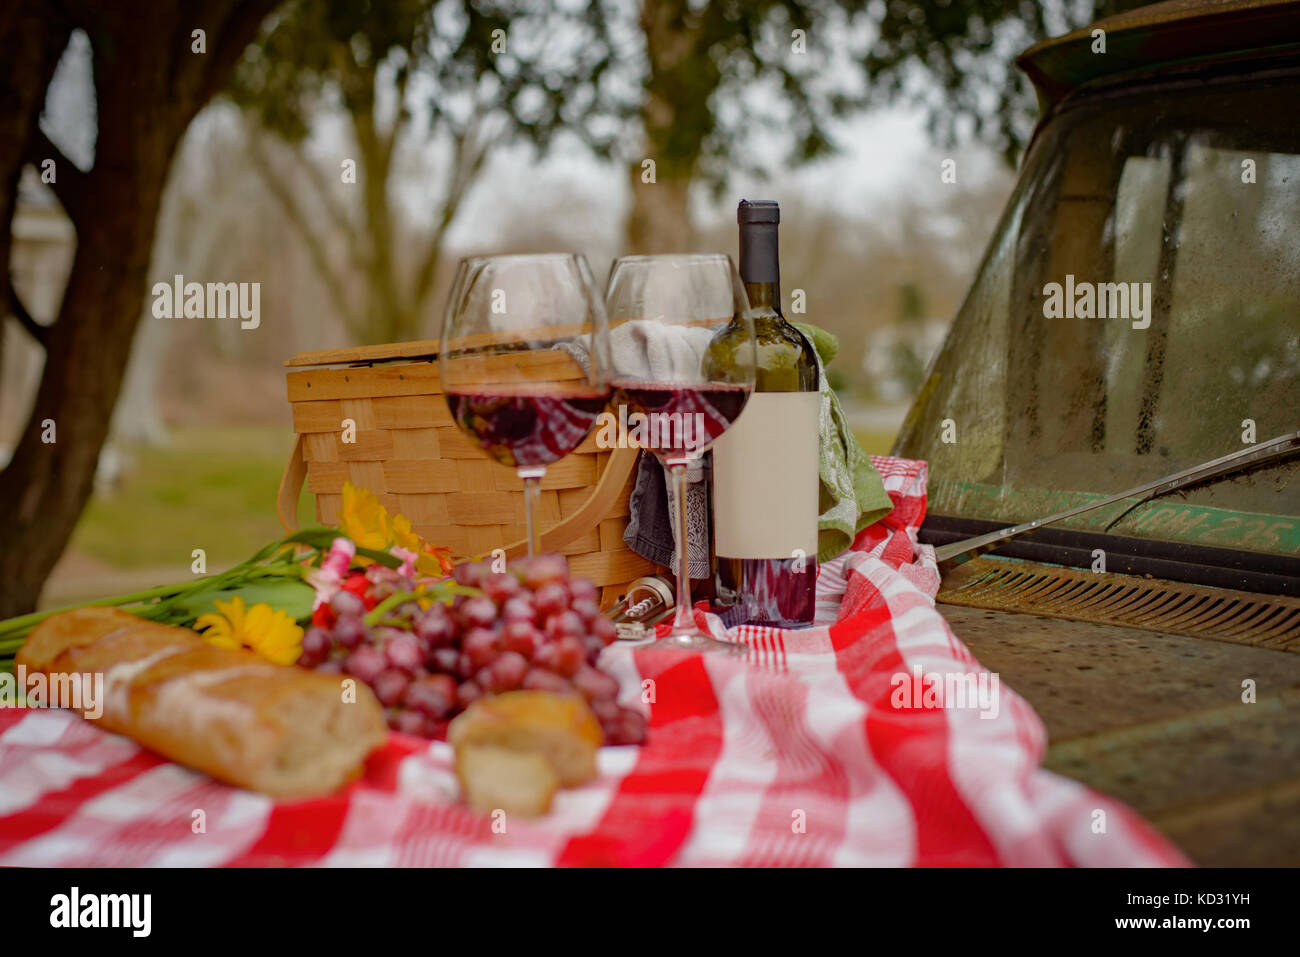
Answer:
[445, 106, 1005, 252]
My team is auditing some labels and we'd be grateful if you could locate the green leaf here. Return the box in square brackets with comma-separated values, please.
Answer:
[353, 545, 401, 568]
[245, 538, 288, 565]
[284, 527, 345, 549]
[282, 528, 401, 569]
[173, 580, 318, 626]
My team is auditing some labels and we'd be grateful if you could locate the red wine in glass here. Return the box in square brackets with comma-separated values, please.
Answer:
[446, 389, 611, 468]
[611, 380, 751, 461]
[440, 253, 609, 557]
[716, 557, 817, 628]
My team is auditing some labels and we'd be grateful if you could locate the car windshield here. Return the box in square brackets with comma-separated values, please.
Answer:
[895, 63, 1300, 558]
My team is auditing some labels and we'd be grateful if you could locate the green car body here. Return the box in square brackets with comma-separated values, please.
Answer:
[894, 0, 1300, 865]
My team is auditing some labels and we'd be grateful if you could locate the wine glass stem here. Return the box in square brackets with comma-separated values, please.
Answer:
[668, 462, 696, 633]
[519, 470, 544, 557]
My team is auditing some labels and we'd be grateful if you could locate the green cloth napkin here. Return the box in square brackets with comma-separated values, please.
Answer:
[794, 322, 894, 562]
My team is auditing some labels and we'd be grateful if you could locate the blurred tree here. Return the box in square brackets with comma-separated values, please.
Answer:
[0, 0, 278, 616]
[623, 0, 853, 252]
[228, 1, 1150, 276]
[623, 0, 1150, 249]
[230, 0, 623, 344]
[898, 280, 925, 323]
[863, 0, 1150, 163]
[889, 280, 929, 394]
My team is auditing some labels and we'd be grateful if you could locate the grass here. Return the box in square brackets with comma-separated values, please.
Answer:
[68, 427, 313, 571]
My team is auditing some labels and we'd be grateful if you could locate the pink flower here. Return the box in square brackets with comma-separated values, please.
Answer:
[307, 537, 357, 609]
[390, 546, 419, 579]
[323, 537, 355, 577]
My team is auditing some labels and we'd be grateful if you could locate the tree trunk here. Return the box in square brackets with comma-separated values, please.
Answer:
[0, 155, 171, 617]
[625, 166, 692, 255]
[622, 0, 718, 254]
[353, 101, 408, 345]
[0, 0, 276, 617]
[0, 4, 70, 394]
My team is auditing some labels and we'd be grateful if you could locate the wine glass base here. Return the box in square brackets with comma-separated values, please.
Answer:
[643, 630, 748, 656]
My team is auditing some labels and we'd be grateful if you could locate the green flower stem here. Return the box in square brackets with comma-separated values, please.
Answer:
[0, 529, 437, 662]
[0, 536, 342, 671]
[0, 581, 196, 640]
[362, 583, 475, 627]
[0, 549, 322, 646]
[363, 591, 424, 627]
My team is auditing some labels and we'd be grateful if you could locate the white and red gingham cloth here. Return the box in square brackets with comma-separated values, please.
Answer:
[0, 456, 1187, 867]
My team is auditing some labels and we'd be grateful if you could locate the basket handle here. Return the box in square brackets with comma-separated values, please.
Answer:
[277, 434, 307, 532]
[499, 445, 639, 559]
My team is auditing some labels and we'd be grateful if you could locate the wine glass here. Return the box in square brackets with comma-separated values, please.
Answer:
[605, 254, 757, 655]
[440, 254, 611, 557]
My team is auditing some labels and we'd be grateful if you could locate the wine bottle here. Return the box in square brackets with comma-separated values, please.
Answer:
[705, 199, 820, 626]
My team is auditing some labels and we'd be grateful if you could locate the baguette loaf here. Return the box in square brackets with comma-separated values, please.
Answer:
[18, 607, 387, 798]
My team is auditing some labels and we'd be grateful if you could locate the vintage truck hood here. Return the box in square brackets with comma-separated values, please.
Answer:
[938, 559, 1300, 865]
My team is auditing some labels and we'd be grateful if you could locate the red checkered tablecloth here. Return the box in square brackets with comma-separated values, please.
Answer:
[0, 456, 1187, 866]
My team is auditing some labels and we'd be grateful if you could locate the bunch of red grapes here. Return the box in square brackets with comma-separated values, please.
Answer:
[296, 553, 647, 746]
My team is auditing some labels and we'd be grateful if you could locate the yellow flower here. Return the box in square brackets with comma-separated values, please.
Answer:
[389, 513, 450, 576]
[338, 481, 455, 577]
[390, 512, 420, 553]
[196, 595, 304, 666]
[339, 482, 391, 552]
[415, 546, 455, 578]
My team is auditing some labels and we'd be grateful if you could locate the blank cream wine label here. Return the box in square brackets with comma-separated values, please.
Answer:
[711, 391, 820, 559]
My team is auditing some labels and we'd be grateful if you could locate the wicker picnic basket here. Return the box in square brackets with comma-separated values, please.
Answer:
[278, 339, 658, 609]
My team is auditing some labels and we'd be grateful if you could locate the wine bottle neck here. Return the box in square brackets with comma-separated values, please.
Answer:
[740, 225, 781, 319]
[738, 200, 782, 319]
[743, 280, 782, 315]
[739, 219, 779, 286]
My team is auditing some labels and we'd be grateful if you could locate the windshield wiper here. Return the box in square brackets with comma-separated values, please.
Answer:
[935, 430, 1300, 573]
